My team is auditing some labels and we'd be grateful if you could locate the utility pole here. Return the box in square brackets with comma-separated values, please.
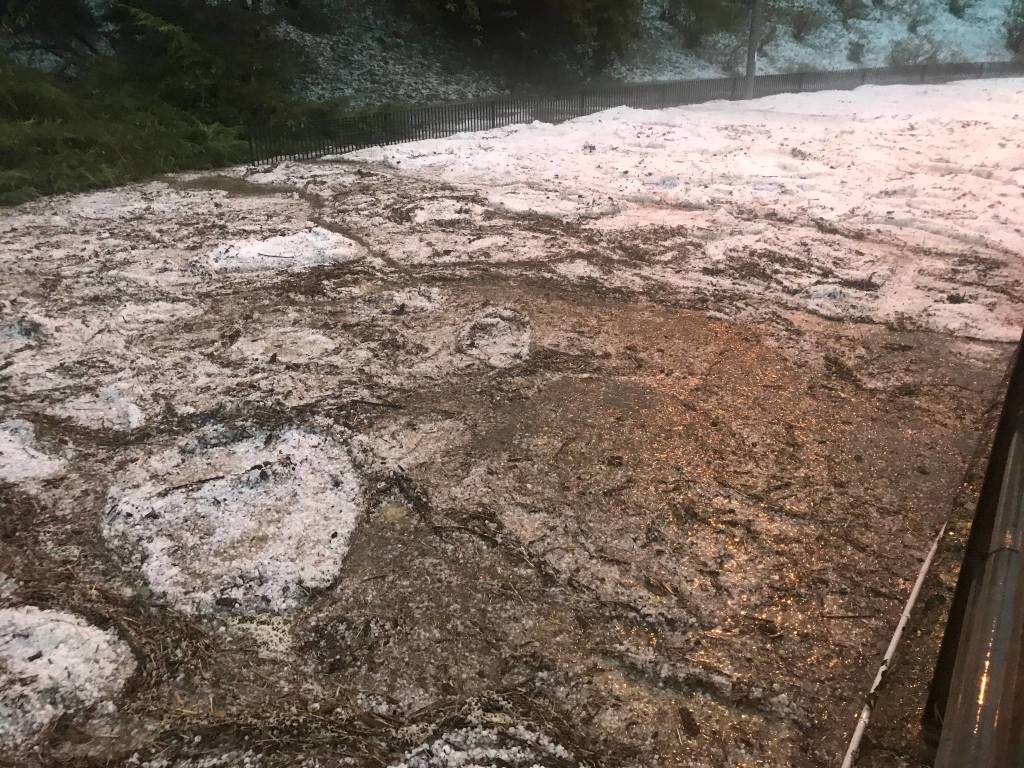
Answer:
[744, 0, 765, 99]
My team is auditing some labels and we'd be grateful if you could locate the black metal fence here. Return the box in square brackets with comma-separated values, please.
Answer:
[248, 60, 1024, 166]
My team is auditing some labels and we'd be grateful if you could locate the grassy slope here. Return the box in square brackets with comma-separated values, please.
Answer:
[0, 63, 248, 207]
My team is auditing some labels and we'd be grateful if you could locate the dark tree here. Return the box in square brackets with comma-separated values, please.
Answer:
[1, 0, 102, 65]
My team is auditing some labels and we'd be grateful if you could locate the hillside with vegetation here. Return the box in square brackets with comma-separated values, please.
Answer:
[2, 0, 1023, 205]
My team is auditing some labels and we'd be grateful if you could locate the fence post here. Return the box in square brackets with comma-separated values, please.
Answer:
[921, 64, 927, 83]
[797, 72, 806, 92]
[580, 90, 586, 117]
[861, 68, 867, 86]
[730, 77, 739, 100]
[661, 82, 668, 108]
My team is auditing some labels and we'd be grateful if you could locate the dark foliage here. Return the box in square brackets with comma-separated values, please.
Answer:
[0, 60, 247, 206]
[0, 0, 345, 204]
[1010, 0, 1024, 56]
[1, 0, 102, 64]
[406, 0, 642, 75]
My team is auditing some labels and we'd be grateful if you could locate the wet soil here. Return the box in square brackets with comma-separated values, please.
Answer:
[0, 165, 1016, 768]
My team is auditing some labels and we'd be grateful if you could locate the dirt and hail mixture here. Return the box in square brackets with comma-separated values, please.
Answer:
[1, 78, 1023, 768]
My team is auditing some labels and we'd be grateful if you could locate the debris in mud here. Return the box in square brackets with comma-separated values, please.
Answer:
[458, 308, 532, 368]
[200, 227, 364, 273]
[383, 287, 445, 314]
[0, 420, 66, 483]
[5, 316, 44, 344]
[304, 614, 396, 673]
[391, 725, 576, 768]
[356, 416, 467, 472]
[0, 606, 135, 749]
[103, 428, 363, 613]
[2, 80, 1023, 768]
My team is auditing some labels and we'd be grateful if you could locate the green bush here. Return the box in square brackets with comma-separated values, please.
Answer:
[0, 0, 345, 206]
[1, 0, 102, 62]
[105, 0, 313, 126]
[948, 0, 974, 19]
[663, 0, 749, 49]
[833, 0, 872, 23]
[886, 36, 939, 66]
[0, 62, 246, 206]
[763, 0, 835, 43]
[411, 0, 642, 74]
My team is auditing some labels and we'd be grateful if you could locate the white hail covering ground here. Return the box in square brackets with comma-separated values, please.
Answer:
[0, 606, 135, 748]
[458, 308, 533, 368]
[103, 429, 363, 614]
[390, 726, 575, 768]
[201, 227, 364, 273]
[347, 77, 1024, 342]
[0, 419, 65, 483]
[55, 383, 146, 432]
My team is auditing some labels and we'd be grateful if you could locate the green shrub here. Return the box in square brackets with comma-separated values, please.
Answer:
[948, 0, 973, 19]
[679, 0, 749, 47]
[0, 62, 77, 118]
[1, 0, 102, 62]
[0, 0, 342, 206]
[410, 0, 642, 74]
[0, 62, 246, 206]
[833, 0, 871, 23]
[886, 36, 939, 66]
[105, 0, 313, 126]
[767, 0, 834, 43]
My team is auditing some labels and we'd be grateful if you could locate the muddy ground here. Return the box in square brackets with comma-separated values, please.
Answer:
[0, 160, 1020, 768]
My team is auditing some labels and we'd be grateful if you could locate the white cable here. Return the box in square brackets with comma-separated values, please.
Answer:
[840, 522, 948, 768]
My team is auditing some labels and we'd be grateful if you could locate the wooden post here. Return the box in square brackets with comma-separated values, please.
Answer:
[744, 0, 765, 99]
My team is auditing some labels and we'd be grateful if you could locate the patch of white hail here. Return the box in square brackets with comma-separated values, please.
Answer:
[126, 751, 264, 768]
[0, 606, 136, 749]
[458, 308, 532, 369]
[103, 428, 363, 614]
[0, 420, 65, 483]
[390, 725, 575, 768]
[55, 383, 147, 431]
[201, 227, 364, 273]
